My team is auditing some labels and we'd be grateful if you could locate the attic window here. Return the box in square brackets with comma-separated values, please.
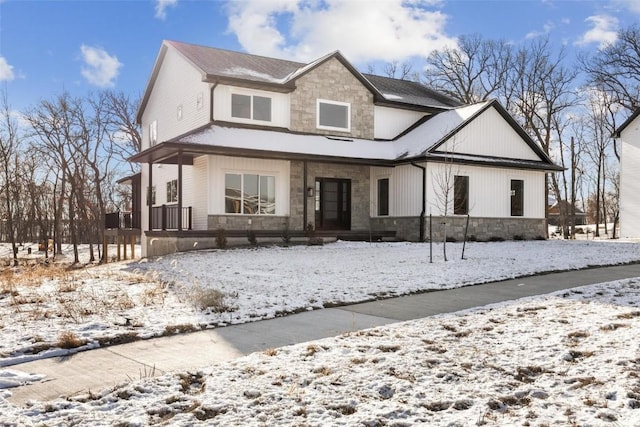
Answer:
[317, 99, 350, 132]
[231, 94, 272, 122]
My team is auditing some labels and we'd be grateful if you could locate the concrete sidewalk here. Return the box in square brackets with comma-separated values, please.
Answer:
[9, 263, 640, 405]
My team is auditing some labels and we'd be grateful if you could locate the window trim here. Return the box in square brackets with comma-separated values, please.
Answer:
[166, 179, 178, 204]
[377, 178, 390, 216]
[149, 120, 157, 146]
[224, 173, 276, 215]
[316, 99, 351, 132]
[231, 93, 272, 122]
[510, 179, 524, 217]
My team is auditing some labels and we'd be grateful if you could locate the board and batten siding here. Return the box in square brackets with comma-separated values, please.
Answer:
[140, 47, 211, 150]
[208, 155, 290, 216]
[213, 85, 290, 128]
[620, 118, 640, 237]
[372, 163, 545, 219]
[373, 106, 427, 140]
[436, 106, 540, 161]
[182, 155, 209, 230]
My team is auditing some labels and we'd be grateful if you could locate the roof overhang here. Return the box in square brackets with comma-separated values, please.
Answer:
[613, 107, 640, 138]
[128, 141, 396, 167]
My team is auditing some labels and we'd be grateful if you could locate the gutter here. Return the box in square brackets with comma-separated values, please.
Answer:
[411, 162, 426, 242]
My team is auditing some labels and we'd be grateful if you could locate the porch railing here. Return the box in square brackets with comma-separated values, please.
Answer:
[105, 211, 141, 230]
[151, 205, 192, 231]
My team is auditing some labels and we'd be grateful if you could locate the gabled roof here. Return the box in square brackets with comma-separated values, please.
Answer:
[137, 40, 458, 123]
[363, 74, 461, 110]
[613, 107, 640, 137]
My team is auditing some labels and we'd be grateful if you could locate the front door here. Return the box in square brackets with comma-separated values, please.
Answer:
[315, 178, 351, 230]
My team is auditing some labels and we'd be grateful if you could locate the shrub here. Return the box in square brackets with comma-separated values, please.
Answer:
[488, 236, 505, 242]
[513, 234, 525, 241]
[247, 230, 257, 245]
[57, 331, 86, 349]
[215, 228, 227, 249]
[281, 226, 292, 244]
[192, 286, 237, 313]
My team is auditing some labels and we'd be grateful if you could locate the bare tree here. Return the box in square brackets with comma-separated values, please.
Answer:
[423, 34, 513, 104]
[104, 91, 141, 172]
[0, 91, 21, 266]
[580, 25, 640, 113]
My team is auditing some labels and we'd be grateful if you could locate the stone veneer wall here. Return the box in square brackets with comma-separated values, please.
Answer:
[371, 216, 547, 242]
[305, 162, 370, 231]
[290, 58, 374, 140]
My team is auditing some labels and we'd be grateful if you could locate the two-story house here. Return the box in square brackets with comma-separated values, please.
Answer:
[128, 40, 561, 257]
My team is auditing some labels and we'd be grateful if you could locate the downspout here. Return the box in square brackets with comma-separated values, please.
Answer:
[303, 160, 308, 232]
[209, 83, 218, 123]
[411, 162, 426, 242]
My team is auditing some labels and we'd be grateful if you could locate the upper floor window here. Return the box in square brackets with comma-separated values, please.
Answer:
[454, 175, 469, 215]
[149, 120, 158, 146]
[317, 99, 350, 131]
[231, 94, 272, 122]
[510, 179, 524, 216]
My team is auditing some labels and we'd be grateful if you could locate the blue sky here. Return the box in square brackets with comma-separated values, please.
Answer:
[0, 0, 639, 113]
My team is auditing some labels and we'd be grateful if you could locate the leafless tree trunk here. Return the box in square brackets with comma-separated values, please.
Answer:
[0, 91, 20, 266]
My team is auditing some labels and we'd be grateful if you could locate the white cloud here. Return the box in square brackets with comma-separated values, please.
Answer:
[0, 57, 15, 81]
[575, 15, 618, 49]
[613, 0, 640, 14]
[525, 21, 555, 39]
[225, 0, 456, 64]
[80, 45, 122, 88]
[155, 0, 178, 20]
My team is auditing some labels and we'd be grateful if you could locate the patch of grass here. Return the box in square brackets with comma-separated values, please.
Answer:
[57, 331, 86, 349]
[191, 286, 237, 313]
[164, 324, 198, 335]
[264, 348, 278, 356]
[617, 311, 640, 319]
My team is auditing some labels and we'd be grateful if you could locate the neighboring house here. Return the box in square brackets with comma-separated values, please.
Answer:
[127, 40, 561, 257]
[547, 200, 587, 227]
[614, 108, 640, 238]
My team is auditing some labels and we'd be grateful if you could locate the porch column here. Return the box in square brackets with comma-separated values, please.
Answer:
[148, 161, 153, 231]
[177, 150, 183, 231]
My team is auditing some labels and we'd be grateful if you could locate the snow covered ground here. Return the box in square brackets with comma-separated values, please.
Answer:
[1, 239, 640, 425]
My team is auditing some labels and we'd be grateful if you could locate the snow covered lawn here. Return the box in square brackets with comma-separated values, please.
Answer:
[1, 239, 640, 425]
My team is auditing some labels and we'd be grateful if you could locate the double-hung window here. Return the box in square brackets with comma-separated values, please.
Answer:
[225, 173, 276, 215]
[317, 99, 350, 131]
[231, 94, 272, 122]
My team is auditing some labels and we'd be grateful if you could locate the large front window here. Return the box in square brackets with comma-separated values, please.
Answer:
[317, 99, 350, 131]
[225, 173, 275, 214]
[231, 94, 272, 122]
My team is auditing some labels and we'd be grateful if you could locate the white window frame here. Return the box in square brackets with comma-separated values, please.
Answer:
[167, 179, 178, 204]
[149, 120, 158, 146]
[317, 99, 351, 132]
[224, 173, 276, 215]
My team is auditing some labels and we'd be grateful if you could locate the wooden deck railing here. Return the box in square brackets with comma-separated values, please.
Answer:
[105, 211, 141, 230]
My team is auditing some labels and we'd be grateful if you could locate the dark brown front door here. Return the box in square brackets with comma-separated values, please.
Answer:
[315, 178, 351, 230]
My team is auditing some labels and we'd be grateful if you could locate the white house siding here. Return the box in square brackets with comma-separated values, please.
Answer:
[620, 119, 640, 237]
[378, 163, 544, 219]
[208, 155, 290, 216]
[140, 47, 211, 150]
[213, 85, 290, 128]
[373, 106, 426, 140]
[435, 106, 540, 161]
[182, 155, 209, 230]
